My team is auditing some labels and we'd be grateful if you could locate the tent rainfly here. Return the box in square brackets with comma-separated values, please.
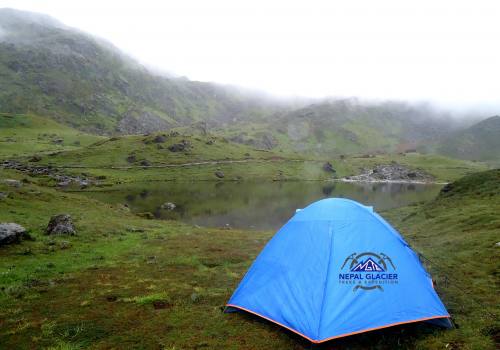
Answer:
[225, 198, 452, 343]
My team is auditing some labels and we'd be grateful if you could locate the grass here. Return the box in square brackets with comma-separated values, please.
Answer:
[3, 129, 487, 185]
[0, 114, 103, 158]
[0, 114, 497, 349]
[0, 164, 498, 349]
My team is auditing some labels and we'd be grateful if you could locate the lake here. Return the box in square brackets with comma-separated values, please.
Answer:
[82, 181, 442, 230]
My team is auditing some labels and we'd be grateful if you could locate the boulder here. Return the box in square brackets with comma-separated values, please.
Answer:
[214, 171, 225, 179]
[0, 223, 27, 245]
[160, 202, 176, 210]
[126, 154, 137, 163]
[45, 214, 76, 235]
[168, 140, 190, 152]
[140, 160, 152, 167]
[30, 155, 42, 162]
[153, 135, 167, 143]
[322, 162, 336, 173]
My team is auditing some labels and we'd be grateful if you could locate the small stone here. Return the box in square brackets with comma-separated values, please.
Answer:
[160, 202, 176, 210]
[3, 179, 22, 188]
[137, 212, 155, 219]
[214, 171, 225, 179]
[106, 295, 118, 302]
[30, 155, 42, 162]
[126, 227, 145, 233]
[190, 292, 200, 303]
[153, 300, 171, 309]
[59, 241, 71, 249]
[45, 214, 76, 235]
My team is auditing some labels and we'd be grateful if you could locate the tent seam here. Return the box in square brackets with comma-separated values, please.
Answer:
[315, 220, 334, 339]
[226, 303, 450, 344]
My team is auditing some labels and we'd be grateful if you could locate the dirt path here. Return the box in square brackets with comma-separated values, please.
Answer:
[50, 158, 321, 170]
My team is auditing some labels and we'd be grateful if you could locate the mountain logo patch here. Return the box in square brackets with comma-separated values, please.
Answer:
[339, 252, 398, 291]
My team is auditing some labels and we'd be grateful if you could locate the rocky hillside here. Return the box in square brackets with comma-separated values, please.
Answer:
[0, 8, 280, 134]
[1, 8, 497, 159]
[216, 99, 463, 155]
[437, 116, 500, 163]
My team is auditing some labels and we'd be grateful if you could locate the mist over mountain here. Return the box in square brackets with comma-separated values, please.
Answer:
[0, 8, 497, 158]
[437, 116, 500, 163]
[0, 8, 285, 134]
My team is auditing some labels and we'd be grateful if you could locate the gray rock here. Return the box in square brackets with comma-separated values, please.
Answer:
[322, 162, 336, 173]
[0, 192, 6, 200]
[0, 223, 27, 245]
[3, 179, 22, 188]
[160, 202, 176, 210]
[344, 164, 433, 182]
[153, 135, 167, 143]
[46, 214, 76, 235]
[30, 155, 42, 162]
[126, 154, 137, 163]
[168, 140, 190, 152]
[214, 171, 225, 179]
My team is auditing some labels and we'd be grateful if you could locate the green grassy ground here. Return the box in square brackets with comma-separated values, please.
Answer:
[0, 166, 498, 349]
[1, 114, 488, 185]
[0, 114, 103, 158]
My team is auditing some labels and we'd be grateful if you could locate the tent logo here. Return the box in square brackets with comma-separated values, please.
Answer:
[339, 252, 398, 291]
[351, 257, 384, 272]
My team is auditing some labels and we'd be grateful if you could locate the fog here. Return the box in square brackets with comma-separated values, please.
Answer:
[1, 0, 500, 114]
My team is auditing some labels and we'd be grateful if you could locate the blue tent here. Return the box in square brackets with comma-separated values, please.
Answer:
[226, 198, 451, 343]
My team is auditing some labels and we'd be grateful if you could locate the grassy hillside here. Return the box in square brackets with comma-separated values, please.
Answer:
[0, 167, 498, 349]
[0, 113, 103, 158]
[437, 116, 500, 164]
[215, 100, 463, 156]
[0, 8, 279, 134]
[2, 8, 488, 160]
[384, 169, 500, 349]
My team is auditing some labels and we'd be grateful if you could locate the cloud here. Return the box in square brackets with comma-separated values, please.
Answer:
[1, 0, 500, 111]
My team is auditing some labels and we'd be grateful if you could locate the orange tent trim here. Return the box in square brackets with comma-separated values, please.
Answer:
[226, 303, 450, 344]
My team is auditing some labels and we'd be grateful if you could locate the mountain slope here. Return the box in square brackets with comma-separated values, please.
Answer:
[437, 116, 500, 162]
[1, 8, 496, 159]
[0, 8, 279, 134]
[217, 99, 462, 155]
[0, 113, 103, 158]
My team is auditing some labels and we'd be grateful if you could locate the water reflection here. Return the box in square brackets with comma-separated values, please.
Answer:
[84, 181, 442, 230]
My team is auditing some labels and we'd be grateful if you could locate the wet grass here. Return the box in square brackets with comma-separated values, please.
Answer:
[0, 114, 103, 158]
[0, 161, 497, 348]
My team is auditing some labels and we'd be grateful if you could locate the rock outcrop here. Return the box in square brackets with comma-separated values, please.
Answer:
[343, 164, 434, 183]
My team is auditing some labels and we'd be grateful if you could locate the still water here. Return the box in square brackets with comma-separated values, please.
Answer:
[83, 181, 442, 230]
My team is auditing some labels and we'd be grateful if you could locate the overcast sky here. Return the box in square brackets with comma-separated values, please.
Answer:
[2, 0, 500, 111]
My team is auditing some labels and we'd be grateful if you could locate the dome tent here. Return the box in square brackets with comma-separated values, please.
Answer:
[225, 198, 451, 343]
